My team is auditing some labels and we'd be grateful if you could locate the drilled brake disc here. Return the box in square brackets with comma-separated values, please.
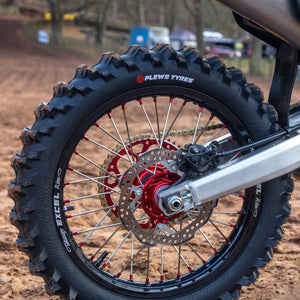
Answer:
[118, 148, 213, 246]
[98, 125, 222, 224]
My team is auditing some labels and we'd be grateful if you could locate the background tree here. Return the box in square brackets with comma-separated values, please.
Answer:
[47, 0, 63, 45]
[249, 36, 262, 76]
[184, 0, 204, 54]
[93, 0, 112, 48]
[160, 0, 183, 32]
[125, 0, 146, 26]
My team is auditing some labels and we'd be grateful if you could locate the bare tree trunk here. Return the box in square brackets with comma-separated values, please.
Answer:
[194, 0, 204, 54]
[112, 0, 118, 20]
[249, 36, 262, 76]
[138, 0, 145, 26]
[95, 0, 111, 51]
[47, 0, 63, 45]
[159, 4, 165, 27]
[165, 1, 176, 32]
[184, 0, 204, 54]
[125, 0, 146, 26]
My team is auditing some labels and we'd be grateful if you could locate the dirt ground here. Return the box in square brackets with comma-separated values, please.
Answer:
[0, 17, 299, 299]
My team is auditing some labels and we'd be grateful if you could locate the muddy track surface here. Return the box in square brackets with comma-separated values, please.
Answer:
[0, 17, 299, 300]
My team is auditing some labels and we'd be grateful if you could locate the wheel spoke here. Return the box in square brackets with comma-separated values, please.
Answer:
[67, 167, 121, 194]
[62, 93, 249, 289]
[210, 218, 236, 228]
[192, 106, 203, 144]
[122, 105, 136, 162]
[203, 125, 226, 145]
[66, 204, 118, 218]
[160, 243, 164, 281]
[64, 191, 114, 203]
[83, 135, 131, 163]
[108, 112, 134, 165]
[72, 216, 150, 235]
[145, 246, 150, 284]
[154, 97, 161, 142]
[117, 242, 146, 280]
[95, 123, 122, 145]
[74, 150, 120, 180]
[209, 220, 230, 243]
[159, 97, 173, 148]
[165, 100, 187, 138]
[195, 113, 214, 143]
[138, 98, 159, 145]
[78, 201, 120, 247]
[90, 225, 122, 261]
[102, 230, 132, 268]
[228, 151, 242, 161]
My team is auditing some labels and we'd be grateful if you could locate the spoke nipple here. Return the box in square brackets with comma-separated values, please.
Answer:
[199, 107, 203, 112]
[225, 238, 230, 243]
[145, 278, 150, 284]
[102, 263, 107, 268]
[116, 272, 121, 278]
[83, 136, 89, 141]
[122, 105, 125, 110]
[65, 206, 74, 211]
[79, 242, 84, 247]
[160, 275, 164, 282]
[228, 137, 233, 141]
[188, 266, 193, 272]
[64, 182, 70, 186]
[213, 248, 218, 253]
[209, 114, 214, 120]
[90, 255, 95, 261]
[238, 210, 244, 214]
[138, 99, 143, 105]
[94, 123, 99, 127]
[177, 274, 181, 280]
[129, 274, 133, 281]
[68, 167, 74, 171]
[72, 231, 78, 235]
[67, 215, 72, 219]
[230, 224, 236, 228]
[74, 150, 79, 155]
[203, 260, 208, 265]
[64, 199, 70, 203]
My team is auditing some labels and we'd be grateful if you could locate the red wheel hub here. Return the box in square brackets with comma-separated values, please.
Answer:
[141, 169, 181, 225]
[101, 138, 179, 226]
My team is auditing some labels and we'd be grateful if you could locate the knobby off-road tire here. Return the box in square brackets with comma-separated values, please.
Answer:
[9, 45, 293, 300]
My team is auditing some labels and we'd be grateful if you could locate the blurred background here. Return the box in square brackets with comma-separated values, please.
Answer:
[1, 0, 279, 77]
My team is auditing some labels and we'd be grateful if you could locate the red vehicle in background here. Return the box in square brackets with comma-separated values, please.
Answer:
[208, 45, 241, 58]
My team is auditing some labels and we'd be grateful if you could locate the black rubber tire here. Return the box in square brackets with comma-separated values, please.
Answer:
[9, 44, 293, 300]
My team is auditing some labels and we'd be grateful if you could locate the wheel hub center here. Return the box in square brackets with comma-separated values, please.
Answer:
[141, 171, 181, 225]
[118, 149, 213, 246]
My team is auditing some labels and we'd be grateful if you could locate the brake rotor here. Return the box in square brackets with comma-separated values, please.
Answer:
[118, 148, 213, 246]
[98, 136, 179, 225]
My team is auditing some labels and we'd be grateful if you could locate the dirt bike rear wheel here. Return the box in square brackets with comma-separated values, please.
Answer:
[9, 45, 293, 300]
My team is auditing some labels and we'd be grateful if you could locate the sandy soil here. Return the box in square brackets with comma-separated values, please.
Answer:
[0, 17, 299, 299]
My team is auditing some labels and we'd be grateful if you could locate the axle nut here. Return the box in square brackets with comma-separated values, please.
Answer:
[165, 195, 183, 212]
